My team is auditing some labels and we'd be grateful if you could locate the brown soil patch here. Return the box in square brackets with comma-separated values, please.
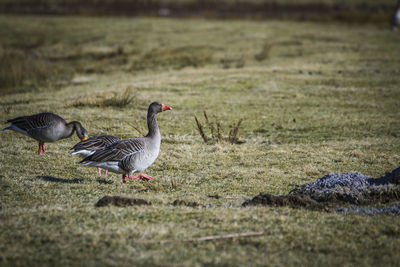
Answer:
[172, 199, 202, 208]
[96, 196, 151, 207]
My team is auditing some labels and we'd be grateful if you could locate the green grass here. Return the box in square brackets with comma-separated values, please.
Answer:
[0, 15, 400, 266]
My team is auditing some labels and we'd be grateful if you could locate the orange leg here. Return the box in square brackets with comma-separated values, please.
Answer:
[37, 143, 44, 155]
[128, 173, 154, 180]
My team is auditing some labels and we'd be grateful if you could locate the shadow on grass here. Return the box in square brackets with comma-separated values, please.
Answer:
[97, 178, 113, 184]
[37, 176, 115, 184]
[37, 176, 84, 184]
[96, 196, 151, 207]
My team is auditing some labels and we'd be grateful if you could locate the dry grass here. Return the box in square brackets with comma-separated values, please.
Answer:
[71, 86, 138, 108]
[195, 111, 244, 144]
[254, 41, 273, 61]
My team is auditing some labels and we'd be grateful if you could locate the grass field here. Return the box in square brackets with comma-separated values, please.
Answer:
[1, 15, 400, 266]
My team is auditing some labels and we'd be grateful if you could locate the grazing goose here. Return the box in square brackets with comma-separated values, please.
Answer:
[71, 135, 120, 176]
[1, 112, 88, 154]
[80, 102, 171, 183]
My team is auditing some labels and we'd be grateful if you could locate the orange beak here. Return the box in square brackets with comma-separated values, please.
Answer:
[162, 104, 172, 111]
[81, 137, 88, 141]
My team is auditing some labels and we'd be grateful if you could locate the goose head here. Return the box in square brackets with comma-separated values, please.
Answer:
[75, 122, 89, 141]
[149, 102, 172, 114]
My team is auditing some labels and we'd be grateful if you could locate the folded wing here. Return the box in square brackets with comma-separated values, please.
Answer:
[72, 135, 120, 152]
[81, 138, 145, 163]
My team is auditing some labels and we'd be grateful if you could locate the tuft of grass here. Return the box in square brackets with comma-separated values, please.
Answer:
[71, 86, 137, 108]
[2, 105, 12, 114]
[102, 86, 137, 107]
[254, 41, 273, 61]
[228, 118, 243, 144]
[194, 115, 208, 143]
[195, 111, 244, 144]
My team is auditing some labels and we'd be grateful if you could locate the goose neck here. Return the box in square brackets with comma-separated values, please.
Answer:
[146, 112, 160, 138]
[64, 122, 77, 138]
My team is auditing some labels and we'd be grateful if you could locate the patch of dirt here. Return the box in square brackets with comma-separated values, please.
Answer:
[361, 186, 400, 204]
[96, 196, 151, 207]
[172, 199, 202, 208]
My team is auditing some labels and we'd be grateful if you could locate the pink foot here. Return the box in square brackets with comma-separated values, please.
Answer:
[37, 143, 44, 155]
[104, 169, 108, 177]
[128, 173, 154, 180]
[97, 168, 102, 176]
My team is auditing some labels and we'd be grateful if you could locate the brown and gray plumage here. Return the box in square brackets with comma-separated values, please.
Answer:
[71, 135, 120, 157]
[80, 102, 172, 183]
[1, 112, 88, 154]
[71, 135, 120, 176]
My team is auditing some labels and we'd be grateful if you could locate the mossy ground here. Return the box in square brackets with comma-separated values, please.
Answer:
[0, 16, 400, 266]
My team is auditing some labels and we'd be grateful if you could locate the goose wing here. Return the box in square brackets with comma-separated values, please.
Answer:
[81, 138, 145, 163]
[72, 135, 120, 151]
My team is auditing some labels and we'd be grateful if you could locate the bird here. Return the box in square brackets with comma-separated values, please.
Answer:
[1, 112, 88, 154]
[391, 0, 400, 31]
[80, 102, 171, 183]
[71, 135, 120, 176]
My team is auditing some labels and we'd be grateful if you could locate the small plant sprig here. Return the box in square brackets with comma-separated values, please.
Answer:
[194, 111, 244, 144]
[228, 118, 243, 144]
[194, 115, 207, 143]
[3, 105, 12, 114]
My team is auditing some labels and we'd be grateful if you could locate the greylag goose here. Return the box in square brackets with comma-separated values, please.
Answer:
[71, 135, 120, 176]
[1, 112, 88, 154]
[80, 102, 171, 183]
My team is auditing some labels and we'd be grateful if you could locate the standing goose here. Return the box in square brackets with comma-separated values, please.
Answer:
[80, 102, 171, 183]
[1, 112, 88, 154]
[71, 135, 120, 176]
